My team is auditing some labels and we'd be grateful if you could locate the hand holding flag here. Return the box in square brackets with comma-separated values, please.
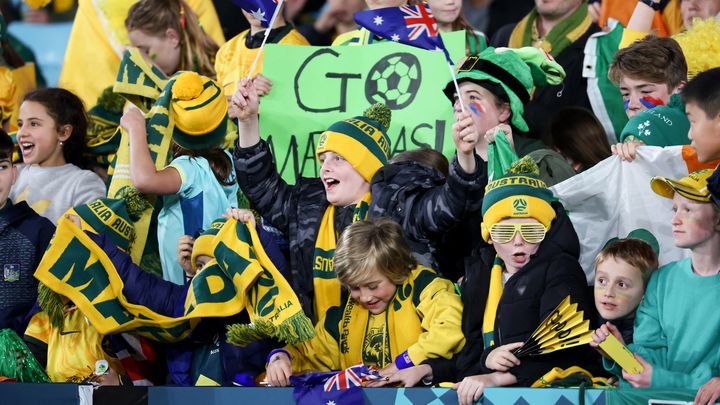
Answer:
[231, 0, 284, 79]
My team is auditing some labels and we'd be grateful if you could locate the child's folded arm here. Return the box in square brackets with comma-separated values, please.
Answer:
[406, 277, 465, 365]
[625, 272, 667, 382]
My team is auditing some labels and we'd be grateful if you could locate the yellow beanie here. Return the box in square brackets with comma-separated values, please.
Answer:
[480, 157, 556, 242]
[190, 218, 225, 270]
[315, 104, 392, 182]
[170, 72, 227, 150]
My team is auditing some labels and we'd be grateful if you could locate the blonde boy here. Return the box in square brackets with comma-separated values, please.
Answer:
[265, 218, 464, 387]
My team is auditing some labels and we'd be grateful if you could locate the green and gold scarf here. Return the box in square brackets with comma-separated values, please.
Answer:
[34, 217, 314, 345]
[482, 256, 504, 348]
[106, 48, 170, 276]
[337, 266, 432, 369]
[312, 192, 372, 322]
[509, 2, 592, 58]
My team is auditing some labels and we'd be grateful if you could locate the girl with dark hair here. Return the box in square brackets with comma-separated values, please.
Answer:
[10, 88, 106, 224]
[544, 106, 612, 172]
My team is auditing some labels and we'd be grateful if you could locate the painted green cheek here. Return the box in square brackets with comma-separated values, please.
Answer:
[150, 52, 157, 60]
[615, 291, 635, 302]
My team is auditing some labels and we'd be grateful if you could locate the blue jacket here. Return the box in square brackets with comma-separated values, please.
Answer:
[0, 200, 55, 333]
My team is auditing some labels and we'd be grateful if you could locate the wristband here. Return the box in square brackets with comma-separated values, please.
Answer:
[394, 350, 415, 370]
[266, 348, 291, 364]
[638, 0, 661, 11]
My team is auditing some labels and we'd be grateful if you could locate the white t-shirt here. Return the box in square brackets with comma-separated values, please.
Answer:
[10, 163, 106, 224]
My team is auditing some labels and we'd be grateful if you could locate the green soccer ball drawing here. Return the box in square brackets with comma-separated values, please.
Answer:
[365, 53, 422, 110]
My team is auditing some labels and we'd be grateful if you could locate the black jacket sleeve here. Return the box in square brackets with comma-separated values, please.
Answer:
[233, 140, 298, 235]
[404, 154, 487, 241]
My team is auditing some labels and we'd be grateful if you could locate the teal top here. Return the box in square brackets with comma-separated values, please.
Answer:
[157, 152, 238, 285]
[610, 258, 720, 389]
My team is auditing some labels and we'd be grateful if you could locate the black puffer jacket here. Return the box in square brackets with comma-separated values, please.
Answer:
[427, 202, 600, 385]
[233, 140, 486, 321]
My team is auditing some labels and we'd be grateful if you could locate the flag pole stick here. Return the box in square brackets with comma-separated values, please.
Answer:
[447, 61, 465, 113]
[245, 0, 285, 81]
[238, 0, 284, 141]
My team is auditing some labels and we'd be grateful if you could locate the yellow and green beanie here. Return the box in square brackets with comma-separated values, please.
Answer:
[315, 103, 392, 182]
[191, 218, 225, 270]
[169, 71, 227, 150]
[480, 157, 556, 242]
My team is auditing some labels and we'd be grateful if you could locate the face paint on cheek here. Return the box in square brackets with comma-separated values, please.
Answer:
[150, 52, 157, 60]
[469, 101, 485, 116]
[686, 212, 704, 224]
[639, 96, 665, 109]
[614, 290, 632, 302]
[594, 284, 606, 291]
[623, 99, 630, 111]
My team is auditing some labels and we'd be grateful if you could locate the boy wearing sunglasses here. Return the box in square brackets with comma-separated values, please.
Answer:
[425, 157, 600, 405]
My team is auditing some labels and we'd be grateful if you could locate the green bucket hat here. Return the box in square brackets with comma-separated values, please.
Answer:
[444, 47, 566, 132]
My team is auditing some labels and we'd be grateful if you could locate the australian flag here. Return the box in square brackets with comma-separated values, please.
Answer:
[354, 4, 452, 63]
[231, 0, 280, 28]
[291, 364, 382, 405]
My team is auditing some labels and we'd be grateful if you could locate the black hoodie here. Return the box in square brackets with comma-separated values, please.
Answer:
[426, 201, 602, 385]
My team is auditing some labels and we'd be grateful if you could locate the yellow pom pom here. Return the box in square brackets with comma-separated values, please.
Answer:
[172, 72, 204, 101]
[22, 0, 51, 9]
[675, 18, 720, 79]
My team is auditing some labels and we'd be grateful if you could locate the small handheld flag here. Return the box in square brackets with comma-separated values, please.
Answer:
[231, 0, 280, 28]
[354, 4, 451, 63]
[231, 0, 285, 80]
[513, 296, 594, 357]
[290, 364, 382, 405]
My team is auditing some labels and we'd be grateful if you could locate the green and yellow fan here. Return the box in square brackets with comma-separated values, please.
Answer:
[513, 296, 593, 357]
